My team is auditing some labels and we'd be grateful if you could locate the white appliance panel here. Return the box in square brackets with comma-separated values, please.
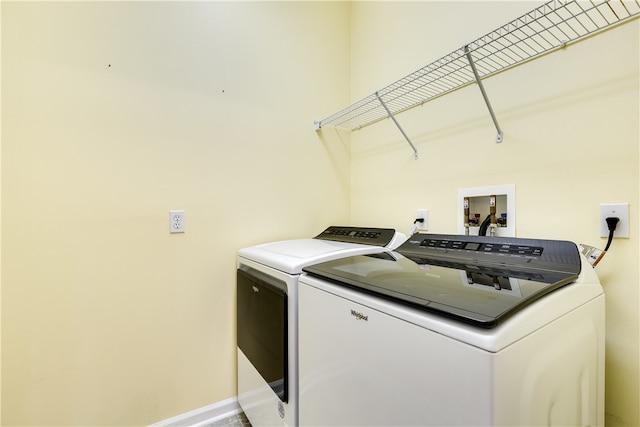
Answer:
[492, 297, 605, 426]
[238, 350, 290, 427]
[298, 264, 604, 426]
[237, 258, 298, 427]
[299, 282, 493, 426]
[238, 239, 396, 274]
[237, 227, 406, 427]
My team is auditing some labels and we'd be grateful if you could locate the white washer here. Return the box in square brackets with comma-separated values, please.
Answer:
[237, 226, 406, 427]
[298, 234, 605, 426]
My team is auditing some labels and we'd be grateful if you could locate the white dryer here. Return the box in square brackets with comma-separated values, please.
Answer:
[298, 233, 605, 426]
[236, 226, 406, 427]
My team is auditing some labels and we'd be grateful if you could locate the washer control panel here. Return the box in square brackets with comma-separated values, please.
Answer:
[419, 237, 544, 257]
[398, 233, 581, 274]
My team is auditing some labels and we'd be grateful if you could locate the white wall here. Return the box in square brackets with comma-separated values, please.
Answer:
[1, 2, 351, 425]
[347, 2, 639, 426]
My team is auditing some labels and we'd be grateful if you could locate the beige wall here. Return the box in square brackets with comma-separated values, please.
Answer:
[1, 2, 350, 425]
[347, 1, 639, 426]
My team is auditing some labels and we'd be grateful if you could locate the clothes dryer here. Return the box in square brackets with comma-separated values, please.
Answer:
[237, 226, 406, 427]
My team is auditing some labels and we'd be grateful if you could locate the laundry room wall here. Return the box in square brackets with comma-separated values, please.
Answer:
[1, 2, 351, 425]
[342, 2, 639, 426]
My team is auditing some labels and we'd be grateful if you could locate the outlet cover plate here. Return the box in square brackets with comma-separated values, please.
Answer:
[170, 210, 185, 233]
[600, 203, 629, 238]
[416, 209, 429, 231]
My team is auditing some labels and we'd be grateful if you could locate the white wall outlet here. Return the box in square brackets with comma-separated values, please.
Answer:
[600, 203, 629, 238]
[416, 209, 429, 231]
[170, 210, 185, 233]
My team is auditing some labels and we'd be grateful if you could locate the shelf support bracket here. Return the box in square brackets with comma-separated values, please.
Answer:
[464, 45, 503, 143]
[375, 91, 419, 160]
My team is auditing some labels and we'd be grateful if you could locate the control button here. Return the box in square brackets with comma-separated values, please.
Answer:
[463, 242, 481, 251]
[353, 231, 381, 239]
[510, 247, 533, 255]
[451, 241, 465, 249]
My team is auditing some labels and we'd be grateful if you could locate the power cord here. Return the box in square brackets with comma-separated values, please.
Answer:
[580, 216, 619, 267]
[604, 217, 619, 252]
[409, 218, 424, 236]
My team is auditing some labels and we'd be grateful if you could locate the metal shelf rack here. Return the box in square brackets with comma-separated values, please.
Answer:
[314, 0, 640, 159]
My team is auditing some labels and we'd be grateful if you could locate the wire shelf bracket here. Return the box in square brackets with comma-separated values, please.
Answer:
[314, 0, 640, 153]
[464, 45, 504, 143]
[375, 91, 419, 159]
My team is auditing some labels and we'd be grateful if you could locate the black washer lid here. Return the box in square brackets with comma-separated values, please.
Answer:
[303, 234, 582, 328]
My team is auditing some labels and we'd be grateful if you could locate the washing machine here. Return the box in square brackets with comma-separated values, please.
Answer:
[298, 233, 605, 426]
[236, 226, 406, 427]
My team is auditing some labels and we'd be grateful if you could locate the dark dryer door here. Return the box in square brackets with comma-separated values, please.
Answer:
[237, 266, 288, 402]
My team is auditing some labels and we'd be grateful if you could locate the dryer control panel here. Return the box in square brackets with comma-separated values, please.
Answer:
[315, 226, 397, 247]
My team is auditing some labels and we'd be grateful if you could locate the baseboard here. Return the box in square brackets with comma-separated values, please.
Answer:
[149, 397, 242, 427]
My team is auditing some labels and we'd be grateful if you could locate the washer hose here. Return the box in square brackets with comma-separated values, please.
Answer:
[478, 214, 492, 236]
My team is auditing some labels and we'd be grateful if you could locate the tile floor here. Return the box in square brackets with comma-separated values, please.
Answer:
[207, 412, 251, 427]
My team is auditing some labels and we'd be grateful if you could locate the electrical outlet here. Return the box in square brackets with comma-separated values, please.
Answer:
[170, 210, 185, 233]
[600, 203, 629, 238]
[416, 209, 429, 231]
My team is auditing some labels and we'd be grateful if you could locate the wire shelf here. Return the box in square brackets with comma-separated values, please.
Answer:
[315, 0, 640, 132]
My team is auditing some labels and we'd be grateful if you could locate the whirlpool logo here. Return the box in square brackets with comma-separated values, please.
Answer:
[350, 309, 368, 321]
